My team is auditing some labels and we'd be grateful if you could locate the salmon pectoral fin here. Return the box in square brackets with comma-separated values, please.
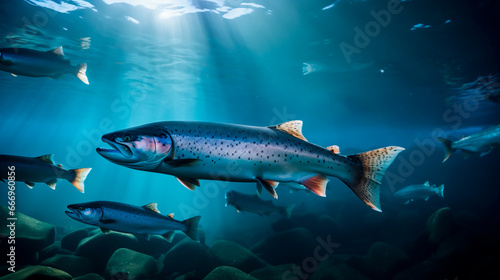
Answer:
[347, 146, 405, 212]
[438, 137, 455, 163]
[256, 178, 278, 199]
[164, 158, 201, 167]
[176, 177, 200, 190]
[300, 175, 328, 197]
[162, 231, 175, 243]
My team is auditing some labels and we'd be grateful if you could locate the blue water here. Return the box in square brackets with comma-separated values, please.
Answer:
[1, 0, 500, 277]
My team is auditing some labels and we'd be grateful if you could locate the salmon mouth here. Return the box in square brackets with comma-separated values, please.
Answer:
[65, 207, 80, 219]
[96, 138, 134, 161]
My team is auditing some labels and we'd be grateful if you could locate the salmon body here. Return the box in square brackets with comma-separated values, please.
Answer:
[0, 47, 88, 84]
[97, 120, 404, 211]
[0, 154, 91, 192]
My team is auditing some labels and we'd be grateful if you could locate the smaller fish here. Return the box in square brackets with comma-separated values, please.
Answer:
[225, 190, 294, 219]
[0, 154, 91, 192]
[0, 46, 89, 84]
[439, 124, 500, 162]
[393, 181, 444, 204]
[65, 201, 201, 242]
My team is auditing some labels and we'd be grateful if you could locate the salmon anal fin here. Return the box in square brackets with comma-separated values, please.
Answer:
[143, 203, 160, 213]
[168, 213, 174, 218]
[300, 175, 328, 197]
[162, 231, 175, 242]
[270, 120, 308, 141]
[37, 154, 56, 165]
[46, 179, 57, 190]
[176, 177, 200, 190]
[25, 182, 35, 188]
[256, 178, 278, 199]
[326, 145, 340, 154]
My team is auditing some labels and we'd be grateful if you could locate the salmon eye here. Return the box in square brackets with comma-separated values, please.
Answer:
[123, 135, 132, 141]
[78, 207, 84, 211]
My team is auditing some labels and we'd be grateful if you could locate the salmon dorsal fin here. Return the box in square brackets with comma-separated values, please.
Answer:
[424, 181, 430, 186]
[143, 203, 160, 213]
[326, 145, 340, 154]
[271, 120, 307, 141]
[37, 154, 56, 165]
[50, 46, 64, 56]
[168, 213, 174, 218]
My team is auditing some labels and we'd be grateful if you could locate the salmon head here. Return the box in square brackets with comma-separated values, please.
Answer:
[96, 123, 173, 170]
[66, 202, 104, 225]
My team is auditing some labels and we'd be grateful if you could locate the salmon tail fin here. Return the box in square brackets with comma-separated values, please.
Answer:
[437, 184, 445, 198]
[68, 168, 91, 193]
[347, 146, 405, 212]
[76, 63, 89, 85]
[281, 204, 295, 219]
[182, 216, 201, 241]
[438, 137, 454, 162]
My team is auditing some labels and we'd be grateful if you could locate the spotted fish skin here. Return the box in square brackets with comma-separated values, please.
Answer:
[97, 121, 405, 211]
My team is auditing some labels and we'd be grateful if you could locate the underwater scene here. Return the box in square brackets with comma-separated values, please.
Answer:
[1, 0, 500, 279]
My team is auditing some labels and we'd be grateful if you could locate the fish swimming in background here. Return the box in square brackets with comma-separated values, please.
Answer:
[393, 181, 445, 204]
[0, 154, 91, 192]
[0, 46, 89, 84]
[439, 124, 500, 162]
[97, 120, 404, 212]
[225, 190, 294, 218]
[65, 201, 201, 242]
